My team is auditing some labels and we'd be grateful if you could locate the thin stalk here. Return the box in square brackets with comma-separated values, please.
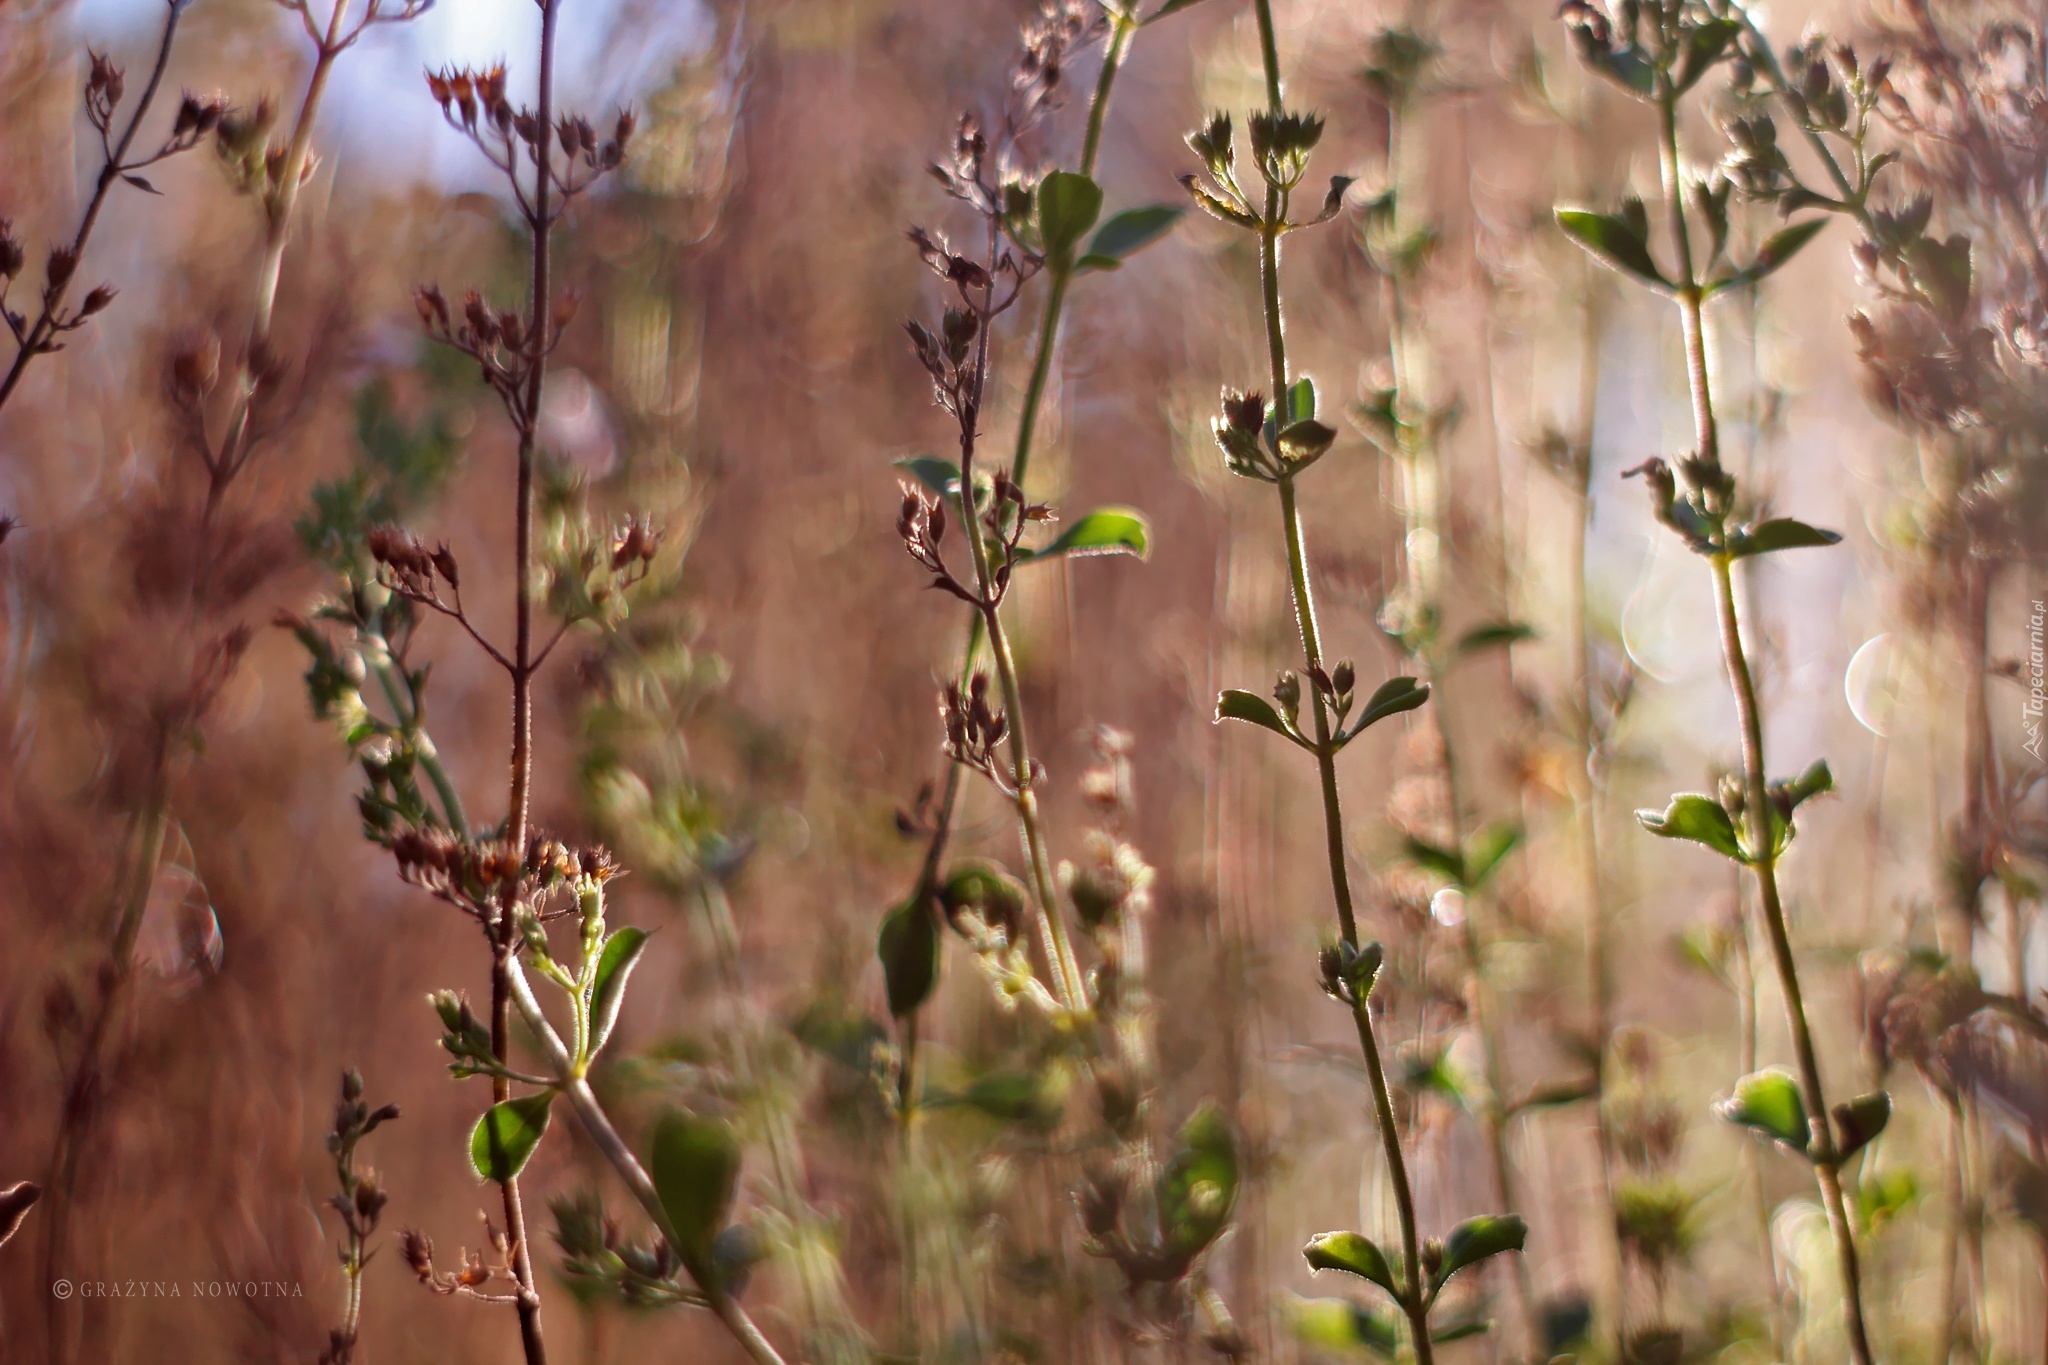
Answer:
[1710, 550, 1873, 1364]
[904, 8, 1136, 971]
[209, 0, 351, 509]
[1562, 287, 1630, 1356]
[486, 4, 565, 1360]
[39, 11, 362, 1353]
[1734, 899, 1787, 1358]
[502, 960, 790, 1365]
[953, 247, 1085, 1012]
[40, 780, 168, 1365]
[1655, 72, 1874, 1361]
[0, 0, 189, 413]
[1246, 0, 1431, 1356]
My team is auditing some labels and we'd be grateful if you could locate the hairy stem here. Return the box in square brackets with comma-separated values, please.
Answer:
[1248, 0, 1431, 1356]
[1709, 554, 1873, 1363]
[1655, 72, 1873, 1358]
[484, 4, 566, 1360]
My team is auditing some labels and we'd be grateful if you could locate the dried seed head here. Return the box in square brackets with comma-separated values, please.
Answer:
[78, 285, 116, 318]
[87, 52, 125, 108]
[45, 247, 78, 290]
[0, 222, 23, 279]
[170, 331, 222, 402]
[173, 92, 228, 137]
[399, 1229, 435, 1281]
[414, 284, 450, 332]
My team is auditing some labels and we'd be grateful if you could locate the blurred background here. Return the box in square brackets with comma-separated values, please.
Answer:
[1, 0, 2044, 1359]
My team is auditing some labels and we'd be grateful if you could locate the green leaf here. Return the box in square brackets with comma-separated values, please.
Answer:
[1402, 835, 1466, 887]
[1303, 1231, 1402, 1302]
[650, 1109, 743, 1282]
[1019, 506, 1150, 562]
[1290, 1297, 1400, 1357]
[1157, 1102, 1238, 1257]
[1727, 517, 1842, 558]
[1286, 376, 1317, 423]
[1636, 794, 1746, 863]
[893, 455, 961, 496]
[469, 1092, 555, 1183]
[1078, 205, 1183, 269]
[1674, 18, 1744, 91]
[877, 897, 940, 1017]
[1455, 620, 1537, 656]
[1779, 758, 1835, 811]
[1464, 822, 1522, 890]
[1556, 208, 1667, 289]
[1430, 1214, 1527, 1299]
[1348, 676, 1430, 734]
[1143, 0, 1215, 23]
[1716, 1068, 1811, 1154]
[960, 1070, 1062, 1129]
[1038, 170, 1104, 269]
[586, 926, 650, 1062]
[1832, 1091, 1891, 1159]
[1751, 218, 1829, 277]
[1431, 1316, 1496, 1344]
[1215, 689, 1304, 746]
[1908, 232, 1973, 321]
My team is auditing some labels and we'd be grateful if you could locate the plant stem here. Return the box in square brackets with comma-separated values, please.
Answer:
[0, 0, 189, 413]
[487, 4, 565, 1360]
[1654, 68, 1873, 1356]
[952, 236, 1085, 1011]
[40, 779, 168, 1365]
[210, 0, 350, 506]
[1246, 1, 1431, 1355]
[503, 959, 790, 1365]
[907, 7, 1135, 954]
[1708, 551, 1874, 1364]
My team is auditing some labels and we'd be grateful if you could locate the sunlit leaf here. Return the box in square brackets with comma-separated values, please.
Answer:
[1430, 1214, 1526, 1299]
[1726, 517, 1842, 559]
[470, 1092, 555, 1182]
[1143, 0, 1216, 23]
[1556, 208, 1667, 289]
[1348, 676, 1430, 735]
[1215, 689, 1304, 746]
[1636, 794, 1746, 863]
[586, 926, 649, 1061]
[1019, 506, 1150, 562]
[1303, 1230, 1402, 1302]
[1716, 1069, 1810, 1154]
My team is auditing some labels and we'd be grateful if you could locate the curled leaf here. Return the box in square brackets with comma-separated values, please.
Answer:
[1303, 1230, 1402, 1302]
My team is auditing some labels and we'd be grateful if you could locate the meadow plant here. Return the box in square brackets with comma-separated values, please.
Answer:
[1556, 1, 1889, 1358]
[9, 0, 2048, 1359]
